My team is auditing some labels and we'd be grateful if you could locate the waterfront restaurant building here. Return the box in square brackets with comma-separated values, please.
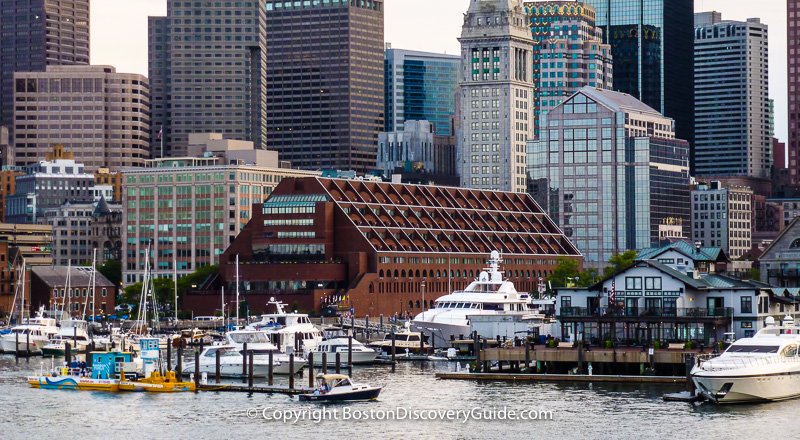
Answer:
[555, 243, 766, 344]
[186, 177, 582, 317]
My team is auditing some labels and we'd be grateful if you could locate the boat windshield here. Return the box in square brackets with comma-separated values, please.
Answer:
[726, 345, 780, 354]
[465, 283, 504, 293]
[229, 332, 269, 344]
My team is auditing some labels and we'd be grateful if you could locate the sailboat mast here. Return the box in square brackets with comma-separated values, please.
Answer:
[235, 254, 240, 328]
[221, 285, 225, 330]
[65, 259, 72, 319]
[173, 254, 178, 322]
[19, 259, 26, 322]
[92, 248, 96, 321]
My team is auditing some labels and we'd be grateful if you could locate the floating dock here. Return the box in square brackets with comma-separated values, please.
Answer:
[198, 384, 310, 395]
[436, 372, 687, 384]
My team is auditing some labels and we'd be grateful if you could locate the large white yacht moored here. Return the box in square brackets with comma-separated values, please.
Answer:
[691, 315, 800, 403]
[246, 299, 323, 354]
[312, 336, 378, 365]
[411, 251, 533, 347]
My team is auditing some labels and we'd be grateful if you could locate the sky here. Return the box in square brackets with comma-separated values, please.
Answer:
[90, 0, 789, 141]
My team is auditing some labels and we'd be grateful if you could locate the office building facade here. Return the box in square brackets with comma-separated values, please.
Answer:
[691, 182, 753, 260]
[121, 144, 320, 284]
[264, 0, 384, 172]
[148, 0, 267, 157]
[694, 13, 770, 178]
[528, 87, 690, 269]
[0, 0, 90, 135]
[581, 0, 694, 153]
[458, 0, 534, 193]
[788, 0, 800, 184]
[12, 66, 150, 171]
[384, 48, 460, 137]
[525, 1, 613, 137]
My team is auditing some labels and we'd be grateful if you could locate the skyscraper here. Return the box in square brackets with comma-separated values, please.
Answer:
[694, 13, 770, 178]
[384, 48, 460, 137]
[528, 87, 690, 268]
[788, 0, 800, 183]
[264, 0, 384, 173]
[581, 0, 694, 157]
[0, 0, 90, 139]
[525, 2, 613, 138]
[148, 0, 267, 158]
[12, 66, 150, 171]
[458, 0, 534, 193]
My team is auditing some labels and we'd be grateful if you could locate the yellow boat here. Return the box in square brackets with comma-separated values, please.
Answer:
[119, 370, 196, 393]
[28, 367, 121, 392]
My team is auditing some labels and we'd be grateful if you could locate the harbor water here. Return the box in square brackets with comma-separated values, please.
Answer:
[2, 355, 799, 439]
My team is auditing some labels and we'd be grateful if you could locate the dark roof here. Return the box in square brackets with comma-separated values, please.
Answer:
[266, 177, 582, 257]
[587, 260, 764, 291]
[759, 217, 800, 261]
[31, 266, 115, 288]
[93, 196, 111, 217]
[637, 240, 729, 263]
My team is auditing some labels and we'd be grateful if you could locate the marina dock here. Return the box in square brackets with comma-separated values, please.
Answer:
[198, 383, 310, 395]
[436, 372, 687, 384]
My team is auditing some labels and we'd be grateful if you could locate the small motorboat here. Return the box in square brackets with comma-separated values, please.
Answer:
[298, 373, 382, 402]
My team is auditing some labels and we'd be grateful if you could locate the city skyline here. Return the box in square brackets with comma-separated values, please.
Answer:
[89, 0, 789, 142]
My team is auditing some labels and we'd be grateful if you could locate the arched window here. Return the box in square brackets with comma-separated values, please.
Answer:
[791, 239, 800, 249]
[422, 270, 428, 278]
[379, 269, 384, 278]
[415, 300, 421, 309]
[401, 269, 406, 278]
[415, 270, 420, 278]
[394, 269, 399, 278]
[368, 283, 374, 294]
[408, 300, 413, 310]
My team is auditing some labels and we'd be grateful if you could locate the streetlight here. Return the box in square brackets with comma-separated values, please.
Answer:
[421, 279, 427, 320]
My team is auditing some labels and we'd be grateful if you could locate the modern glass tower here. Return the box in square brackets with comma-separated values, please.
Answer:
[264, 0, 384, 173]
[581, 0, 694, 159]
[384, 48, 459, 136]
[788, 0, 800, 183]
[0, 0, 90, 147]
[528, 87, 690, 269]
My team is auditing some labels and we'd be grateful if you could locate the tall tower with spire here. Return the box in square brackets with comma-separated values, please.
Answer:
[457, 0, 534, 193]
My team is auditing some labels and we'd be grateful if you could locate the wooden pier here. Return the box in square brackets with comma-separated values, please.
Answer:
[198, 384, 310, 395]
[436, 372, 687, 384]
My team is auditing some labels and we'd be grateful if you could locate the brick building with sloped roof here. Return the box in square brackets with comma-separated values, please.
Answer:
[185, 177, 582, 317]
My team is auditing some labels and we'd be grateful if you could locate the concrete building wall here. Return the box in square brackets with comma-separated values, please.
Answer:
[12, 66, 150, 171]
[694, 14, 770, 178]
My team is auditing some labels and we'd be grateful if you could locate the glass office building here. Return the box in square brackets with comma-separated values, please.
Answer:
[384, 49, 459, 136]
[528, 87, 690, 269]
[581, 0, 694, 155]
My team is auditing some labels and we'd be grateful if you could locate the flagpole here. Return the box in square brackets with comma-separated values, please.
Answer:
[160, 126, 164, 158]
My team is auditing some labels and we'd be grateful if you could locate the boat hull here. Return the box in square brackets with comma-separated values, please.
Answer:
[692, 373, 800, 403]
[0, 337, 45, 354]
[119, 381, 196, 393]
[411, 320, 469, 348]
[299, 387, 382, 402]
[183, 360, 304, 377]
[312, 351, 377, 366]
[28, 376, 120, 392]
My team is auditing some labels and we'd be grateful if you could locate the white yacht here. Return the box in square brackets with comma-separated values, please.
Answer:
[691, 315, 800, 403]
[312, 337, 378, 365]
[41, 319, 91, 356]
[0, 316, 59, 354]
[370, 322, 429, 354]
[411, 251, 532, 347]
[247, 299, 323, 354]
[183, 345, 304, 377]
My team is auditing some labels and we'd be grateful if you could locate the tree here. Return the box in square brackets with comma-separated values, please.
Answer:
[98, 260, 122, 287]
[176, 264, 218, 295]
[121, 277, 175, 314]
[548, 257, 581, 288]
[604, 250, 637, 278]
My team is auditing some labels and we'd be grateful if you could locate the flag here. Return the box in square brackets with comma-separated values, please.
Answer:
[156, 127, 163, 140]
[609, 278, 616, 306]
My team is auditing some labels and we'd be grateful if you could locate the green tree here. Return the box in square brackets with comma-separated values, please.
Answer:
[121, 277, 175, 314]
[98, 259, 122, 287]
[548, 257, 581, 288]
[603, 250, 638, 278]
[176, 264, 218, 296]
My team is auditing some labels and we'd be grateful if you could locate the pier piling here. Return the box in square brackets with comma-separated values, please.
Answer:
[524, 341, 530, 371]
[248, 351, 254, 388]
[347, 336, 353, 376]
[379, 314, 383, 332]
[391, 330, 396, 372]
[215, 349, 221, 384]
[268, 351, 274, 386]
[14, 332, 19, 359]
[335, 352, 341, 374]
[166, 341, 172, 372]
[177, 343, 183, 377]
[194, 350, 200, 392]
[288, 354, 295, 390]
[308, 352, 314, 388]
[241, 342, 248, 383]
[73, 326, 77, 351]
[26, 332, 30, 358]
[685, 354, 696, 396]
[65, 342, 71, 365]
[322, 352, 327, 374]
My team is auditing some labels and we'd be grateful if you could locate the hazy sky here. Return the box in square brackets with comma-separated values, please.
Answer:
[90, 0, 789, 141]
